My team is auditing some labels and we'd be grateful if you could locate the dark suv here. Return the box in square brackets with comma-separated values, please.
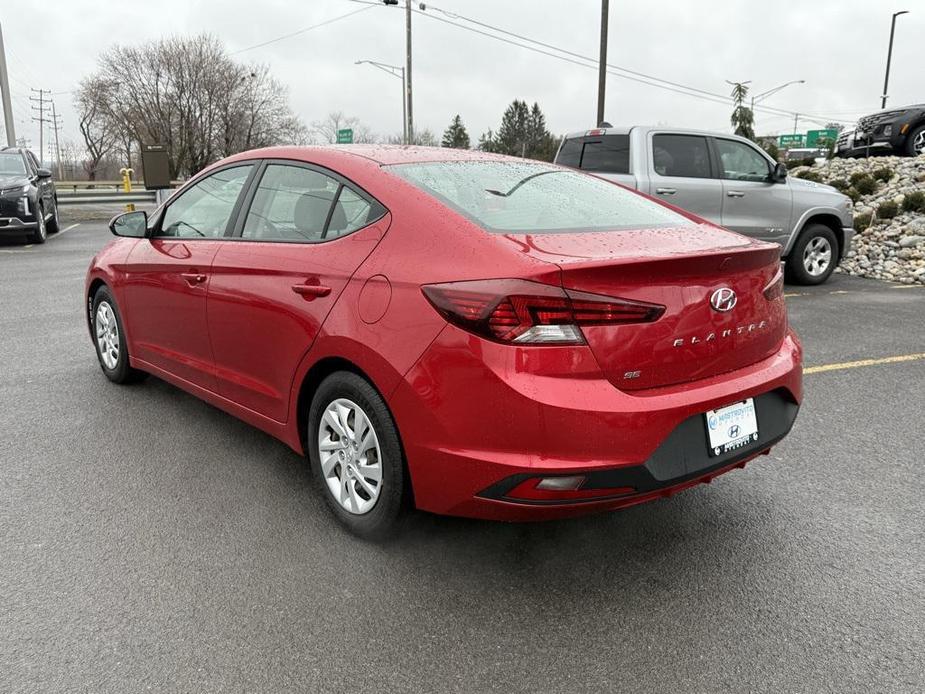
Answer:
[834, 104, 925, 158]
[0, 147, 60, 244]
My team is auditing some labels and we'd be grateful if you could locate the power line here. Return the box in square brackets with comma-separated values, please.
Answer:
[232, 5, 375, 55]
[359, 0, 853, 126]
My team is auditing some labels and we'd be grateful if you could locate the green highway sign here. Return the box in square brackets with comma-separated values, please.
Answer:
[806, 129, 838, 147]
[778, 133, 805, 148]
[336, 128, 354, 144]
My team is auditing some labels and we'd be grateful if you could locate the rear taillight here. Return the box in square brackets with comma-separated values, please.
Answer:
[422, 279, 664, 345]
[763, 265, 784, 301]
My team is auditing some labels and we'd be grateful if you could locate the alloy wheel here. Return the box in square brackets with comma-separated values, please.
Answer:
[36, 207, 46, 241]
[318, 398, 383, 515]
[95, 302, 120, 369]
[913, 130, 925, 156]
[802, 236, 832, 277]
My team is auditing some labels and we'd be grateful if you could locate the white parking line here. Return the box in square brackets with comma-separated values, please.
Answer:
[49, 223, 81, 240]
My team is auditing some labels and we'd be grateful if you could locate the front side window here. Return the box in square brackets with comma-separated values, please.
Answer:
[159, 165, 254, 238]
[556, 134, 630, 174]
[715, 139, 771, 182]
[242, 164, 382, 242]
[651, 134, 712, 179]
[388, 161, 692, 234]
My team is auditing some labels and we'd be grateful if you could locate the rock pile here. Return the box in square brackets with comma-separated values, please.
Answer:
[790, 155, 925, 284]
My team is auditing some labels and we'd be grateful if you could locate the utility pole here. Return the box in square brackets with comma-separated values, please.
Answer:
[793, 113, 799, 135]
[881, 10, 909, 109]
[596, 0, 609, 126]
[0, 21, 16, 147]
[405, 0, 413, 144]
[50, 100, 63, 179]
[29, 88, 51, 166]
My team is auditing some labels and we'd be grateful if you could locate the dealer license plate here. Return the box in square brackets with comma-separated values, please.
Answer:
[705, 399, 759, 457]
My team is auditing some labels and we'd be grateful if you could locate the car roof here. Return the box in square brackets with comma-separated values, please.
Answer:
[561, 125, 755, 141]
[233, 144, 518, 166]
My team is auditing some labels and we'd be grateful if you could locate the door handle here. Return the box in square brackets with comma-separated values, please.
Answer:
[181, 272, 207, 285]
[655, 187, 677, 195]
[726, 190, 746, 198]
[292, 283, 332, 299]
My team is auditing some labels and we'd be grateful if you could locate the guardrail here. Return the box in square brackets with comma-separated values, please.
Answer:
[57, 189, 158, 205]
[53, 180, 184, 193]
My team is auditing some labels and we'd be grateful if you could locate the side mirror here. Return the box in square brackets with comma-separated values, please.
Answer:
[36, 168, 53, 179]
[771, 162, 788, 183]
[109, 210, 148, 238]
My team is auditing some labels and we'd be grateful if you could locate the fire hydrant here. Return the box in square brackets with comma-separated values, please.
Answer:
[120, 167, 135, 212]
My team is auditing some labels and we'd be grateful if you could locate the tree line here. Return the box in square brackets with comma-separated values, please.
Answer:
[74, 33, 561, 180]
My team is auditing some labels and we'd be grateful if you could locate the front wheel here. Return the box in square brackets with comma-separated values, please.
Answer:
[786, 224, 838, 285]
[904, 124, 925, 157]
[307, 371, 407, 540]
[91, 286, 147, 384]
[28, 204, 47, 244]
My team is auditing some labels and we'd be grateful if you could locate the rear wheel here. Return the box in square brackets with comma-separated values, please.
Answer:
[786, 224, 838, 285]
[307, 371, 406, 540]
[46, 198, 60, 233]
[91, 286, 147, 384]
[904, 124, 925, 157]
[28, 204, 47, 244]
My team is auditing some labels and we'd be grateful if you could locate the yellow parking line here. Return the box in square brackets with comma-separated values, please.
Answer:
[805, 352, 925, 375]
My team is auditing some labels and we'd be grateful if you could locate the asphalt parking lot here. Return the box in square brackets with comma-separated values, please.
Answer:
[2, 220, 923, 693]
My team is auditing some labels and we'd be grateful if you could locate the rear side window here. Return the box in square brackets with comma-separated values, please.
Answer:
[652, 134, 712, 179]
[242, 164, 384, 243]
[387, 161, 692, 234]
[556, 134, 630, 174]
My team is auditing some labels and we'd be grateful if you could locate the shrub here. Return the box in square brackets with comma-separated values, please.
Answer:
[795, 170, 822, 182]
[849, 171, 869, 185]
[876, 201, 899, 219]
[853, 212, 872, 231]
[872, 167, 894, 182]
[852, 175, 878, 196]
[902, 191, 925, 213]
[845, 187, 862, 203]
[827, 178, 850, 192]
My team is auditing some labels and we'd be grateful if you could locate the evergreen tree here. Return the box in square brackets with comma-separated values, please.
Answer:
[441, 114, 470, 149]
[728, 81, 755, 141]
[478, 129, 497, 153]
[495, 99, 531, 156]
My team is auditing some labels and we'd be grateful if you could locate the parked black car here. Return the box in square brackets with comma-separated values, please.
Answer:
[834, 104, 925, 158]
[0, 146, 60, 244]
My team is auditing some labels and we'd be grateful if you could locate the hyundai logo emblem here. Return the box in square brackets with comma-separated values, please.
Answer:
[728, 424, 740, 438]
[710, 287, 737, 312]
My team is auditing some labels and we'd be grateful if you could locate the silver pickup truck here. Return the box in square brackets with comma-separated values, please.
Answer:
[554, 126, 854, 285]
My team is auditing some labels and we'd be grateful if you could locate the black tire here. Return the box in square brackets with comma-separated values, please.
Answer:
[904, 123, 925, 157]
[46, 197, 60, 234]
[307, 371, 407, 540]
[785, 224, 839, 285]
[28, 203, 47, 244]
[90, 286, 147, 384]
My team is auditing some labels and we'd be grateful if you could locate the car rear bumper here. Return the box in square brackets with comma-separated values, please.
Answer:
[391, 324, 803, 521]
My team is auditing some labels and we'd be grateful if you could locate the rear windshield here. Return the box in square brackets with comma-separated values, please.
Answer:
[387, 161, 692, 234]
[555, 134, 630, 174]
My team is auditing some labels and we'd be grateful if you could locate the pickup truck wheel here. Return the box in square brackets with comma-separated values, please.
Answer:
[904, 124, 925, 157]
[786, 224, 838, 285]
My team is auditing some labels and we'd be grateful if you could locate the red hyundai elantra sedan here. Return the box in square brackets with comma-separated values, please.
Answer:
[86, 145, 802, 538]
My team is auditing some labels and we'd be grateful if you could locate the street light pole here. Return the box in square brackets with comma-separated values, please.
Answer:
[405, 0, 413, 144]
[748, 79, 805, 132]
[0, 21, 16, 147]
[881, 10, 909, 109]
[596, 0, 609, 126]
[356, 60, 407, 144]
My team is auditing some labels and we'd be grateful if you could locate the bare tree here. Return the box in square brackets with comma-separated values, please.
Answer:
[385, 128, 437, 146]
[81, 34, 307, 178]
[75, 77, 119, 181]
[312, 111, 377, 144]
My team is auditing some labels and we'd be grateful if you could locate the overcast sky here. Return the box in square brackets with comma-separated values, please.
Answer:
[2, 0, 923, 162]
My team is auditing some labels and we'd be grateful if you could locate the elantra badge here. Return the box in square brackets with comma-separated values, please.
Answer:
[710, 287, 737, 312]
